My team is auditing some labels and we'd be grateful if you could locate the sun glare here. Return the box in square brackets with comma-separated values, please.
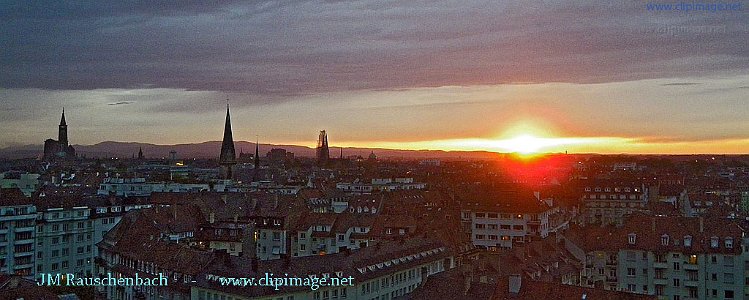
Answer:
[495, 135, 555, 154]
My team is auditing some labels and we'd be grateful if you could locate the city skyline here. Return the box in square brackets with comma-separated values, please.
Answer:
[1, 1, 748, 154]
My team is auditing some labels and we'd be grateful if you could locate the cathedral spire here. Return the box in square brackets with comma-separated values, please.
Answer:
[219, 102, 237, 179]
[60, 108, 67, 126]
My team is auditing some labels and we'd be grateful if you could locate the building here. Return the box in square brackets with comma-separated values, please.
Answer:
[316, 130, 330, 165]
[335, 178, 427, 193]
[579, 179, 649, 226]
[0, 172, 40, 197]
[459, 188, 566, 249]
[0, 273, 60, 299]
[33, 195, 134, 278]
[192, 238, 453, 300]
[97, 177, 210, 197]
[43, 109, 76, 160]
[0, 189, 37, 277]
[563, 214, 748, 299]
[34, 196, 97, 277]
[219, 104, 237, 180]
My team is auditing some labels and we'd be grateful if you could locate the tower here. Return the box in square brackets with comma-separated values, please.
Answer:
[138, 147, 144, 160]
[254, 137, 260, 169]
[58, 108, 68, 151]
[219, 103, 237, 179]
[316, 130, 329, 165]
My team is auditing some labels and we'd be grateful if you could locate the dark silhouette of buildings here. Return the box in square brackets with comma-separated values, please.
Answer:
[316, 130, 330, 165]
[43, 109, 76, 160]
[219, 104, 237, 179]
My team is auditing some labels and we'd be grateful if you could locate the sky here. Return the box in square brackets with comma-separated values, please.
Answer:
[1, 1, 748, 154]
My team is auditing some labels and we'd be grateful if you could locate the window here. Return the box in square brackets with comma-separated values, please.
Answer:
[724, 273, 734, 284]
[628, 233, 636, 245]
[673, 262, 680, 270]
[661, 234, 669, 246]
[725, 237, 734, 249]
[725, 290, 734, 299]
[724, 256, 734, 267]
[684, 235, 692, 247]
[627, 268, 636, 276]
[711, 237, 719, 248]
[688, 255, 697, 265]
[475, 224, 485, 229]
[673, 278, 680, 287]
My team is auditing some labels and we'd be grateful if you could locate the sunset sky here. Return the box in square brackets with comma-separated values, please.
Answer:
[1, 1, 747, 154]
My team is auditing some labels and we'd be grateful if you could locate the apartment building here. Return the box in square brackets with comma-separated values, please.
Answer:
[459, 188, 563, 249]
[579, 179, 649, 226]
[565, 214, 748, 299]
[0, 189, 37, 277]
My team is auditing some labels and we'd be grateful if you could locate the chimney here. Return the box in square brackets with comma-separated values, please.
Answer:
[699, 217, 704, 233]
[509, 274, 522, 296]
[209, 212, 215, 224]
[463, 269, 473, 295]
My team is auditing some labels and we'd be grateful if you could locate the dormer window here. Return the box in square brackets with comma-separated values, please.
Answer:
[628, 233, 636, 245]
[585, 187, 591, 192]
[725, 237, 733, 249]
[661, 234, 670, 246]
[605, 187, 611, 192]
[624, 187, 631, 192]
[594, 187, 601, 192]
[684, 235, 692, 247]
[710, 236, 719, 248]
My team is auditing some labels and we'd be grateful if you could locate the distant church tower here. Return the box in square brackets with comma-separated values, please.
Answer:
[44, 109, 75, 160]
[316, 130, 330, 165]
[219, 103, 237, 179]
[58, 108, 68, 150]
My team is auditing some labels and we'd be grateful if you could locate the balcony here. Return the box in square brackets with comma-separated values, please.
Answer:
[685, 279, 699, 287]
[653, 261, 668, 269]
[14, 251, 34, 257]
[15, 238, 33, 244]
[684, 263, 699, 270]
[14, 227, 34, 233]
[13, 263, 34, 269]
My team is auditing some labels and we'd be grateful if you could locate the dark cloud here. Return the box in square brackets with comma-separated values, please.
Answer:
[108, 101, 134, 106]
[1, 0, 747, 95]
[661, 82, 701, 86]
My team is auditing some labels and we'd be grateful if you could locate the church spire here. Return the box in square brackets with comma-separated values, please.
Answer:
[254, 136, 260, 169]
[219, 102, 237, 179]
[60, 108, 67, 126]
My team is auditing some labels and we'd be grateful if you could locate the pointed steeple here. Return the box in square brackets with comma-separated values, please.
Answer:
[58, 108, 68, 148]
[138, 147, 144, 159]
[60, 108, 67, 126]
[254, 136, 260, 169]
[219, 102, 237, 179]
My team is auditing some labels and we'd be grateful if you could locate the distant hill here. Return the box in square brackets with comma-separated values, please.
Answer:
[0, 141, 501, 160]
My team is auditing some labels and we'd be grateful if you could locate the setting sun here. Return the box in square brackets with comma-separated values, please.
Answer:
[498, 135, 549, 154]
